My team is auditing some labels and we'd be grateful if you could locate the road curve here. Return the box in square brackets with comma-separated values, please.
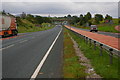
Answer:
[2, 25, 63, 79]
[115, 26, 120, 32]
[65, 25, 120, 50]
[71, 26, 120, 38]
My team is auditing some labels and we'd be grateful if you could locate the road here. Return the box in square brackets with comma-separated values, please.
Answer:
[65, 25, 119, 50]
[2, 25, 63, 79]
[71, 26, 120, 38]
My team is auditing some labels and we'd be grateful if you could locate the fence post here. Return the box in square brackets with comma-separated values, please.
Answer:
[109, 48, 113, 64]
[79, 34, 81, 38]
[94, 41, 96, 50]
[81, 35, 84, 40]
[89, 39, 91, 46]
[99, 44, 103, 56]
[86, 37, 88, 44]
[83, 36, 85, 42]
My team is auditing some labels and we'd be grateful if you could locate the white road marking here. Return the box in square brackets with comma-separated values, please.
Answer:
[19, 40, 28, 43]
[30, 28, 62, 80]
[0, 44, 15, 51]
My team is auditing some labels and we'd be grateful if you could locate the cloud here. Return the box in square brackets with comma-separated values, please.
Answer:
[2, 2, 118, 17]
[118, 2, 120, 18]
[2, 0, 119, 2]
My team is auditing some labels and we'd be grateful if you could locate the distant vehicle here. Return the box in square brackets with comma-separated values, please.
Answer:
[0, 14, 18, 37]
[90, 25, 98, 32]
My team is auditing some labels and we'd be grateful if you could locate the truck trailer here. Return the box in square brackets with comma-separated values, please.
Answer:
[0, 14, 18, 37]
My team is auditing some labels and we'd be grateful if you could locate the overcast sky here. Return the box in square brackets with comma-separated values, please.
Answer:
[1, 0, 119, 18]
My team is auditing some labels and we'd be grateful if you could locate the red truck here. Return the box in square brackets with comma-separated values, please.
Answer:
[0, 14, 18, 37]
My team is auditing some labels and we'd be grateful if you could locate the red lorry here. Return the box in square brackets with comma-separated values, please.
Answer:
[0, 14, 18, 37]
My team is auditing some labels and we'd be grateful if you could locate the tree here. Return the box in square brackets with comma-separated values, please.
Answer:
[79, 14, 83, 18]
[79, 14, 86, 26]
[105, 14, 112, 20]
[20, 12, 26, 19]
[79, 12, 92, 26]
[67, 14, 72, 19]
[26, 14, 35, 23]
[64, 16, 67, 18]
[85, 12, 92, 21]
[35, 16, 51, 24]
[87, 12, 92, 20]
[71, 16, 79, 24]
[94, 14, 103, 24]
[2, 10, 6, 15]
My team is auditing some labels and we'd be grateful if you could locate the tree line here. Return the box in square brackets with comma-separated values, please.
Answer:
[1, 10, 52, 26]
[17, 13, 52, 24]
[64, 12, 113, 26]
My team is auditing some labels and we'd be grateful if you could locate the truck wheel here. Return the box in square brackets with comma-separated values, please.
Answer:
[12, 30, 18, 36]
[14, 31, 18, 36]
[95, 30, 98, 32]
[2, 35, 5, 38]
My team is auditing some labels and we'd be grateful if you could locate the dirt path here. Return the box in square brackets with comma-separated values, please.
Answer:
[68, 33, 101, 78]
[115, 26, 120, 32]
[65, 25, 120, 50]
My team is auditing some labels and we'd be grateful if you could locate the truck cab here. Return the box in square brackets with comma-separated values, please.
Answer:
[90, 25, 98, 32]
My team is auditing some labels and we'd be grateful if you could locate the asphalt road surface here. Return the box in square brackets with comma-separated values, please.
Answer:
[2, 25, 63, 79]
[71, 26, 120, 38]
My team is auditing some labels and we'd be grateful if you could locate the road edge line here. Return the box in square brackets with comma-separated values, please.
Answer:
[30, 28, 62, 79]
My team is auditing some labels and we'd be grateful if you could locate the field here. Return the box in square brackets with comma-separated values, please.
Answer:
[73, 18, 120, 33]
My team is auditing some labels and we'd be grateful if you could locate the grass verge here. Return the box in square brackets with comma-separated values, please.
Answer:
[18, 26, 54, 33]
[17, 19, 54, 33]
[73, 24, 119, 33]
[72, 19, 119, 33]
[97, 24, 119, 33]
[63, 28, 86, 78]
[67, 28, 119, 79]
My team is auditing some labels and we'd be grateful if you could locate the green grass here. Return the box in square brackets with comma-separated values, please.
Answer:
[97, 19, 119, 33]
[67, 29, 119, 79]
[72, 18, 120, 33]
[97, 24, 119, 33]
[18, 26, 54, 33]
[63, 28, 87, 78]
[17, 19, 54, 33]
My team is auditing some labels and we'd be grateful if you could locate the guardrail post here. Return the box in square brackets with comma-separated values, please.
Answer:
[94, 41, 96, 50]
[83, 36, 85, 42]
[79, 34, 82, 38]
[109, 48, 113, 64]
[86, 37, 88, 44]
[99, 44, 103, 56]
[89, 39, 91, 46]
[81, 35, 84, 40]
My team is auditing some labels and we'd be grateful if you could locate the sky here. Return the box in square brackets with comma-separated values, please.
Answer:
[1, 0, 119, 18]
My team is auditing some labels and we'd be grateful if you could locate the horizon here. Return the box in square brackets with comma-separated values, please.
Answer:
[1, 2, 118, 18]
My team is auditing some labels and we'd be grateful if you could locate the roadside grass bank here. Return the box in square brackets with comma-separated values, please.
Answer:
[17, 18, 54, 33]
[72, 19, 119, 33]
[63, 28, 86, 78]
[72, 24, 119, 33]
[97, 24, 119, 33]
[18, 25, 54, 33]
[97, 19, 119, 33]
[66, 28, 119, 79]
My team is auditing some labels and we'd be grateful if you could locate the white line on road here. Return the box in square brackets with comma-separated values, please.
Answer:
[30, 28, 62, 80]
[19, 40, 28, 43]
[0, 44, 15, 51]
